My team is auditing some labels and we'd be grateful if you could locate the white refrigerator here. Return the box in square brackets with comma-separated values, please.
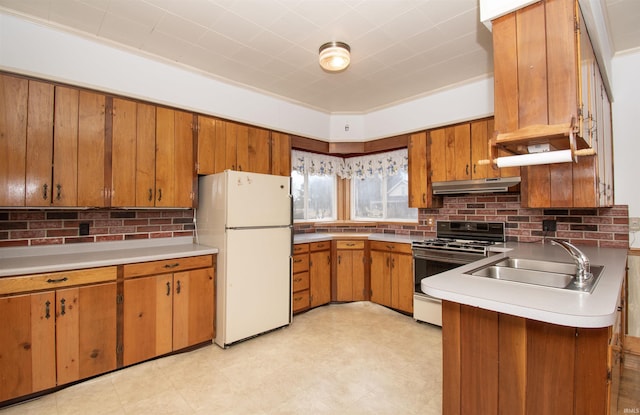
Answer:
[196, 170, 292, 348]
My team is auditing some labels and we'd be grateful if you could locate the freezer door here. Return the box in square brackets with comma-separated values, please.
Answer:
[226, 171, 291, 228]
[221, 227, 291, 345]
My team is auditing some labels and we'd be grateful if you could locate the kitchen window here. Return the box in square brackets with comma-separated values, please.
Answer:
[292, 149, 416, 223]
[291, 151, 339, 222]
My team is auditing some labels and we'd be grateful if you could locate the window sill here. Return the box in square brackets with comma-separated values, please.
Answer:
[312, 221, 379, 228]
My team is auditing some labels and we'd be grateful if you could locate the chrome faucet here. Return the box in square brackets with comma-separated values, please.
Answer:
[549, 239, 592, 285]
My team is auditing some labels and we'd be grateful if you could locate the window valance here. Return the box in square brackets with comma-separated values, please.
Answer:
[292, 148, 408, 180]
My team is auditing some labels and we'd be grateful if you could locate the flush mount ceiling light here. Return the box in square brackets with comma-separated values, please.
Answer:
[318, 41, 351, 72]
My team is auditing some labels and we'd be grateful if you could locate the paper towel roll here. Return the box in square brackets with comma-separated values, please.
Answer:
[495, 149, 573, 168]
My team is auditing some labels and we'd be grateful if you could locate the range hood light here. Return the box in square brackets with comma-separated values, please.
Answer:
[432, 177, 521, 195]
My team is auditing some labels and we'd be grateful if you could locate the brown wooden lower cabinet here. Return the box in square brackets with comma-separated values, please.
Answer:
[0, 268, 117, 403]
[292, 241, 331, 313]
[333, 240, 367, 302]
[0, 255, 215, 406]
[442, 300, 615, 415]
[123, 255, 215, 366]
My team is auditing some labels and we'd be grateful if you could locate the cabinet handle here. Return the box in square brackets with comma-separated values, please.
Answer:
[45, 300, 51, 319]
[166, 281, 171, 296]
[346, 243, 355, 247]
[176, 280, 181, 294]
[157, 188, 162, 202]
[466, 164, 469, 175]
[164, 263, 180, 269]
[60, 298, 66, 315]
[386, 244, 393, 250]
[46, 277, 68, 284]
[338, 255, 341, 264]
[56, 184, 62, 201]
[294, 277, 302, 283]
[293, 258, 303, 263]
[473, 164, 477, 174]
[42, 183, 48, 200]
[148, 188, 153, 202]
[391, 257, 395, 269]
[386, 257, 389, 267]
[327, 255, 330, 265]
[422, 193, 426, 203]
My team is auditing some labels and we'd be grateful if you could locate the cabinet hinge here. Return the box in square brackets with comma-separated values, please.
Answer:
[116, 294, 124, 304]
[116, 344, 123, 354]
[195, 162, 200, 171]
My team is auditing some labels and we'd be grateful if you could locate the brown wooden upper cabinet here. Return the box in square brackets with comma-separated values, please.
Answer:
[0, 74, 53, 207]
[492, 0, 613, 208]
[408, 131, 441, 208]
[197, 115, 291, 176]
[0, 75, 197, 208]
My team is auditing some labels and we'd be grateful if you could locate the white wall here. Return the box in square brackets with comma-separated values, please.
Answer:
[612, 50, 640, 248]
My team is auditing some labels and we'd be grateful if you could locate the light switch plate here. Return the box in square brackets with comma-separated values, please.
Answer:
[630, 217, 640, 232]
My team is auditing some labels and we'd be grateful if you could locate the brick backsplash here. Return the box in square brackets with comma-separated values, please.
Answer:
[295, 194, 630, 249]
[0, 209, 195, 247]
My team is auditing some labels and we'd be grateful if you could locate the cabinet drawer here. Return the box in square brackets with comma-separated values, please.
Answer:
[336, 240, 365, 250]
[292, 271, 310, 292]
[292, 254, 309, 273]
[310, 241, 330, 252]
[0, 266, 117, 295]
[292, 289, 310, 312]
[123, 255, 213, 278]
[369, 241, 412, 254]
[293, 243, 309, 254]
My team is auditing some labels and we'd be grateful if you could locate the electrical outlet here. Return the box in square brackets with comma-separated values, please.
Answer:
[542, 219, 557, 232]
[630, 217, 640, 232]
[79, 222, 90, 236]
[426, 216, 435, 226]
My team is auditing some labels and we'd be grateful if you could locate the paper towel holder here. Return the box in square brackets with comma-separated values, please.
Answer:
[478, 117, 596, 168]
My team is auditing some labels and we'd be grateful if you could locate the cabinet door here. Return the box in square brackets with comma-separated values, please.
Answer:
[55, 282, 117, 385]
[174, 110, 195, 208]
[391, 253, 413, 314]
[370, 251, 391, 307]
[336, 249, 367, 302]
[155, 107, 176, 207]
[430, 127, 448, 182]
[247, 126, 270, 174]
[123, 275, 173, 366]
[310, 250, 331, 307]
[452, 124, 471, 181]
[77, 91, 107, 207]
[408, 131, 428, 208]
[197, 115, 217, 175]
[0, 292, 56, 402]
[225, 121, 239, 170]
[0, 74, 28, 206]
[135, 103, 156, 207]
[25, 81, 55, 206]
[336, 250, 354, 302]
[172, 267, 215, 350]
[271, 132, 291, 176]
[111, 98, 138, 207]
[471, 120, 492, 179]
[53, 86, 79, 206]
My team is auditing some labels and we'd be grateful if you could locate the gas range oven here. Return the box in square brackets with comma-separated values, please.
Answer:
[412, 221, 505, 326]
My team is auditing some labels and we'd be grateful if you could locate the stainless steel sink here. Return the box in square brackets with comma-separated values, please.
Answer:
[465, 257, 604, 293]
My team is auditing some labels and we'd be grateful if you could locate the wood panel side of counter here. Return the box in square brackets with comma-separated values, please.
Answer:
[442, 301, 612, 415]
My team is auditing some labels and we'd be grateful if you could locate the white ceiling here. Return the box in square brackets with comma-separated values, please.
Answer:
[1, 0, 639, 114]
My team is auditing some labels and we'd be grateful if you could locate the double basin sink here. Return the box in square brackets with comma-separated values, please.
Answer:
[465, 257, 604, 293]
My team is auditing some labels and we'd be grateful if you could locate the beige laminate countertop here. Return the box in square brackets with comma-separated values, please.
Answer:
[0, 237, 218, 277]
[294, 232, 423, 245]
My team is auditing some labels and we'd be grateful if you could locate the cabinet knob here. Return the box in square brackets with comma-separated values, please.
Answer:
[158, 188, 163, 202]
[60, 298, 66, 315]
[42, 183, 48, 200]
[56, 184, 62, 201]
[166, 281, 171, 296]
[148, 188, 153, 202]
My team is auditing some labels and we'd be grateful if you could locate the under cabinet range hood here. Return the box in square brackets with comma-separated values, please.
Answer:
[432, 177, 521, 195]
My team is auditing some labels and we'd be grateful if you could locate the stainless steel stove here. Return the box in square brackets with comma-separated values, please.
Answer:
[412, 221, 505, 326]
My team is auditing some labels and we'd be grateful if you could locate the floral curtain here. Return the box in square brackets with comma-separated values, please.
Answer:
[292, 148, 408, 180]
